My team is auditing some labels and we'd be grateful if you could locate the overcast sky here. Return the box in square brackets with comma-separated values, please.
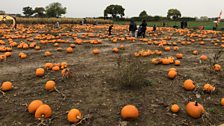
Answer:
[0, 0, 223, 18]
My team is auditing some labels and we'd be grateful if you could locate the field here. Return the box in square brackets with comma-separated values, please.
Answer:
[0, 24, 224, 126]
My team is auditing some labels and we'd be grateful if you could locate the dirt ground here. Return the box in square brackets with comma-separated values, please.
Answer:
[0, 24, 224, 126]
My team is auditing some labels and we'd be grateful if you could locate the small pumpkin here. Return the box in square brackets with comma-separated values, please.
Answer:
[164, 46, 171, 51]
[183, 79, 196, 91]
[112, 48, 119, 53]
[221, 98, 224, 106]
[70, 44, 76, 48]
[28, 100, 43, 114]
[1, 81, 13, 91]
[52, 66, 60, 71]
[200, 55, 208, 61]
[121, 104, 139, 120]
[176, 53, 183, 59]
[44, 51, 52, 57]
[36, 68, 45, 77]
[213, 64, 221, 71]
[92, 48, 100, 55]
[35, 104, 52, 119]
[192, 50, 198, 55]
[186, 101, 204, 119]
[44, 63, 53, 70]
[4, 52, 12, 57]
[203, 83, 215, 92]
[119, 45, 125, 50]
[66, 47, 73, 53]
[173, 46, 179, 51]
[45, 80, 56, 91]
[67, 109, 82, 123]
[162, 58, 170, 65]
[174, 60, 181, 66]
[171, 104, 180, 113]
[168, 70, 177, 79]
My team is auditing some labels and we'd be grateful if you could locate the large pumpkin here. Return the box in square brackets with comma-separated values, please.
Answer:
[121, 104, 139, 120]
[186, 102, 204, 118]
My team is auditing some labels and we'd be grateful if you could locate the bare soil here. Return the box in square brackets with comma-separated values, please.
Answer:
[0, 24, 224, 126]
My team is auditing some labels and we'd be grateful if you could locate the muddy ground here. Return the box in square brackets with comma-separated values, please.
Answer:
[0, 24, 224, 126]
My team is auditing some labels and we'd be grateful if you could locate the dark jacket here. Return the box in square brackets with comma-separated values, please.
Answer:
[140, 22, 147, 31]
[129, 22, 137, 32]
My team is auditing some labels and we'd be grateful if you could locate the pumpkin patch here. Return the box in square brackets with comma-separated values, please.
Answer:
[0, 23, 223, 125]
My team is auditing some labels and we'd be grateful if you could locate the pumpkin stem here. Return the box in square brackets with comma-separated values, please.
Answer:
[195, 101, 198, 106]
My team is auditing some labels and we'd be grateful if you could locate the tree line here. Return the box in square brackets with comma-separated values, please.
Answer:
[22, 2, 66, 18]
[0, 3, 220, 22]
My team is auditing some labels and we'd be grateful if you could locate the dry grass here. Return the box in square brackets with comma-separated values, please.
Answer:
[16, 17, 112, 24]
[108, 55, 151, 89]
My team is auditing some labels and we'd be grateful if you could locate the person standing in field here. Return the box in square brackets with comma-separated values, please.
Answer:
[129, 19, 137, 37]
[108, 24, 113, 36]
[139, 19, 147, 38]
[153, 24, 157, 32]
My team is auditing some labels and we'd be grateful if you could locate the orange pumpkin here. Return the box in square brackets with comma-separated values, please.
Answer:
[28, 100, 43, 114]
[164, 46, 171, 51]
[200, 55, 208, 61]
[186, 102, 204, 119]
[52, 66, 60, 71]
[183, 79, 196, 91]
[162, 58, 170, 65]
[112, 48, 119, 53]
[67, 109, 82, 123]
[173, 46, 179, 51]
[44, 51, 52, 56]
[1, 81, 13, 91]
[119, 45, 125, 50]
[192, 50, 198, 55]
[213, 64, 221, 71]
[168, 70, 177, 79]
[121, 105, 139, 120]
[203, 84, 215, 92]
[35, 104, 52, 119]
[221, 98, 224, 106]
[4, 52, 12, 57]
[174, 60, 181, 66]
[171, 104, 180, 113]
[66, 47, 73, 53]
[36, 68, 45, 77]
[44, 63, 53, 70]
[176, 53, 183, 59]
[45, 80, 56, 91]
[92, 48, 100, 55]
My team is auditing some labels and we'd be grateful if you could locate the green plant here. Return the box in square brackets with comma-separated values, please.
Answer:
[108, 55, 151, 89]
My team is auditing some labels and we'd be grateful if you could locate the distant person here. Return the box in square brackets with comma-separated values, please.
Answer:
[129, 19, 137, 37]
[55, 21, 60, 28]
[180, 21, 184, 29]
[139, 19, 147, 38]
[108, 25, 113, 36]
[184, 21, 188, 28]
[162, 22, 166, 27]
[153, 24, 157, 32]
[83, 18, 87, 24]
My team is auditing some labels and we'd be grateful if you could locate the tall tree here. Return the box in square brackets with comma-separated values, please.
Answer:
[23, 6, 34, 17]
[139, 10, 148, 18]
[33, 7, 46, 17]
[104, 5, 125, 18]
[45, 2, 66, 18]
[167, 9, 181, 20]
